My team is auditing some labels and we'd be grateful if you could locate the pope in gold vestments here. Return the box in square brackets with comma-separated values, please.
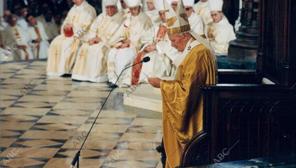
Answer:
[148, 1, 217, 167]
[161, 42, 216, 168]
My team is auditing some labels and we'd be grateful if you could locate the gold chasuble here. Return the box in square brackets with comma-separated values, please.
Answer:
[161, 42, 217, 168]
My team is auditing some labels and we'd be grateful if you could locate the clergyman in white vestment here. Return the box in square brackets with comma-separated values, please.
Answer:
[3, 15, 34, 60]
[72, 0, 125, 82]
[47, 0, 96, 76]
[107, 0, 154, 87]
[207, 0, 236, 55]
[26, 14, 50, 59]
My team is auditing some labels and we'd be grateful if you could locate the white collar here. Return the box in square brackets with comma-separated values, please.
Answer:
[215, 17, 228, 26]
[74, 1, 86, 9]
[174, 38, 201, 67]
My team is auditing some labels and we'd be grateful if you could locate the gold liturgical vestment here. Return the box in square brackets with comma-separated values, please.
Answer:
[160, 40, 217, 168]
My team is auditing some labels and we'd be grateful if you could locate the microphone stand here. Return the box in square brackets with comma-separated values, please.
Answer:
[71, 57, 150, 168]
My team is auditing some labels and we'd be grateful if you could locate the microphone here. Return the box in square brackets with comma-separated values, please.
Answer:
[71, 56, 150, 168]
[142, 56, 150, 63]
[121, 56, 150, 72]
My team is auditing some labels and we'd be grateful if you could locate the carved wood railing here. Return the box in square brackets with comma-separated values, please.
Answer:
[180, 84, 296, 167]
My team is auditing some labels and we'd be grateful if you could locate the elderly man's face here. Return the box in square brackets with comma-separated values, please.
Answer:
[211, 11, 223, 23]
[159, 11, 166, 22]
[8, 15, 17, 26]
[106, 5, 117, 16]
[171, 2, 178, 11]
[184, 6, 193, 17]
[4, 10, 11, 17]
[146, 1, 155, 11]
[169, 33, 188, 52]
[72, 0, 84, 6]
[129, 6, 141, 16]
[27, 15, 37, 26]
[3, 10, 11, 22]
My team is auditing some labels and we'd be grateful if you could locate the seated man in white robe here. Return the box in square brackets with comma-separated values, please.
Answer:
[72, 0, 125, 82]
[183, 0, 204, 36]
[194, 0, 213, 34]
[0, 29, 14, 62]
[47, 0, 96, 77]
[37, 11, 59, 42]
[107, 0, 154, 88]
[3, 14, 34, 60]
[207, 0, 236, 67]
[1, 10, 12, 30]
[117, 0, 130, 17]
[16, 6, 29, 31]
[170, 0, 179, 11]
[131, 0, 181, 85]
[26, 14, 49, 59]
[144, 0, 160, 26]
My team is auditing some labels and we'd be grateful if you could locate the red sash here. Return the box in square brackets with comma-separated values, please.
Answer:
[131, 51, 145, 85]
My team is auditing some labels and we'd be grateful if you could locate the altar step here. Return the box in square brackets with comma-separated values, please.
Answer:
[123, 84, 162, 113]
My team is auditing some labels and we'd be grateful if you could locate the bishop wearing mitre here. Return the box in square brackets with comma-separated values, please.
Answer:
[148, 1, 217, 167]
[107, 0, 154, 87]
[47, 0, 96, 76]
[72, 0, 125, 82]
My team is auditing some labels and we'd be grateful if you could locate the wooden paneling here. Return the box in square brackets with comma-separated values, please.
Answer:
[180, 85, 296, 167]
[259, 0, 296, 87]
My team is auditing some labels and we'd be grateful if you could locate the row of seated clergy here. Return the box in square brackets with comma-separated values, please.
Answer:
[206, 0, 236, 68]
[106, 0, 180, 86]
[71, 1, 127, 82]
[46, 0, 179, 86]
[168, 0, 236, 67]
[143, 0, 236, 68]
[11, 5, 59, 43]
[0, 14, 49, 61]
[46, 0, 235, 86]
[46, 0, 97, 77]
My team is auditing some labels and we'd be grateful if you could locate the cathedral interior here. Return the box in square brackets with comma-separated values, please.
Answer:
[0, 0, 296, 167]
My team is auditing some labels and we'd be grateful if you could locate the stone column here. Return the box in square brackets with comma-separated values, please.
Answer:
[228, 0, 259, 63]
[0, 0, 4, 16]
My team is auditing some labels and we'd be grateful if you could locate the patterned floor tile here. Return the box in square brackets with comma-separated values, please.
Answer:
[114, 141, 161, 151]
[0, 61, 163, 167]
[44, 158, 103, 168]
[0, 122, 35, 131]
[47, 109, 94, 116]
[13, 139, 65, 148]
[0, 157, 46, 167]
[105, 149, 160, 161]
[101, 160, 157, 168]
[31, 123, 79, 131]
[0, 147, 59, 158]
[0, 138, 17, 148]
[1, 107, 51, 116]
[131, 118, 162, 126]
[119, 133, 162, 143]
[77, 124, 129, 133]
[37, 116, 89, 125]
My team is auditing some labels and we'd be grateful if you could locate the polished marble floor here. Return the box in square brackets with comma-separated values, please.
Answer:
[0, 61, 163, 168]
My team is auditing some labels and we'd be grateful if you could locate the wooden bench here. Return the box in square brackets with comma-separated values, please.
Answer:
[180, 84, 296, 167]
